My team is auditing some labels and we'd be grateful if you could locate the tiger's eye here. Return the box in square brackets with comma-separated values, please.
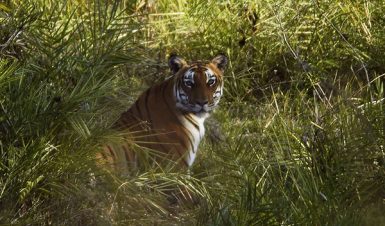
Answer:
[185, 81, 194, 87]
[207, 79, 216, 86]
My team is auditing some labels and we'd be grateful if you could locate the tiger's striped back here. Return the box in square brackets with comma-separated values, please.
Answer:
[100, 54, 228, 172]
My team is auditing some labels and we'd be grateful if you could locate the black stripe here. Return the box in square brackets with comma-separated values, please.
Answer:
[185, 114, 200, 131]
[144, 88, 153, 127]
[107, 146, 116, 160]
[176, 82, 181, 100]
[135, 100, 143, 118]
[172, 130, 195, 160]
[177, 80, 183, 94]
[163, 81, 176, 117]
[99, 150, 108, 161]
[119, 113, 131, 125]
[180, 126, 196, 153]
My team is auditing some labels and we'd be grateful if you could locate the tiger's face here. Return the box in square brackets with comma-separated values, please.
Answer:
[169, 54, 228, 115]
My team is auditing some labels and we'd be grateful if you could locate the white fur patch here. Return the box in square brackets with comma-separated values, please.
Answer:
[178, 113, 207, 166]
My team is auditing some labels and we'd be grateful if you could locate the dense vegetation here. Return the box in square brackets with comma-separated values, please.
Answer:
[1, 0, 385, 225]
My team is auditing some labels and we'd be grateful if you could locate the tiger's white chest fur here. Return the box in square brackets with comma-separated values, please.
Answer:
[178, 113, 208, 166]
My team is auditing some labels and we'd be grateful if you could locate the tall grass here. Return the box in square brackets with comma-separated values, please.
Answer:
[0, 0, 142, 224]
[1, 0, 385, 225]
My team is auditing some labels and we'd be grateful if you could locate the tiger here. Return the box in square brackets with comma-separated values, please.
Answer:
[99, 54, 228, 172]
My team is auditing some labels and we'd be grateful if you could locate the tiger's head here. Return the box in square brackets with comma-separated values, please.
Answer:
[169, 54, 228, 116]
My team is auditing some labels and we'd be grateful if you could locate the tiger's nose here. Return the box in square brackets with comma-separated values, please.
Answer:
[196, 100, 208, 106]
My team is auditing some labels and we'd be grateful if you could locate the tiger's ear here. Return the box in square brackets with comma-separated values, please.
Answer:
[211, 54, 228, 72]
[168, 54, 187, 74]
